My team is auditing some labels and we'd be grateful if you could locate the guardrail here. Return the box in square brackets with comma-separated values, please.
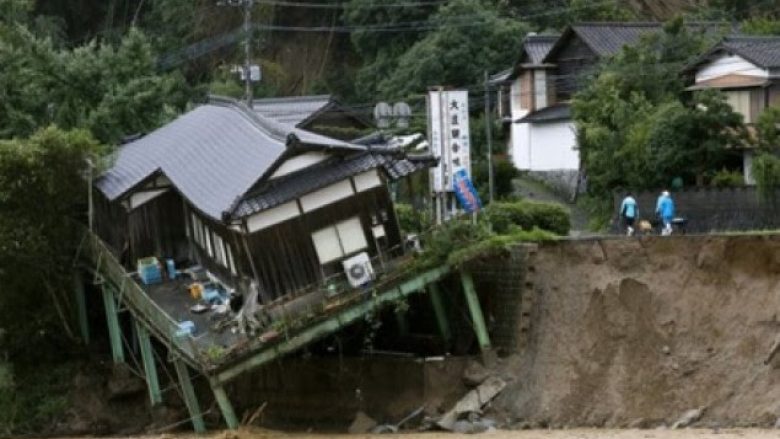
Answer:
[79, 231, 203, 369]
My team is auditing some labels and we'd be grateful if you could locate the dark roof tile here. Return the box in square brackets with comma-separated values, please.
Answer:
[720, 36, 780, 69]
[234, 152, 433, 218]
[515, 104, 571, 124]
[252, 95, 332, 126]
[95, 97, 363, 220]
[523, 34, 559, 64]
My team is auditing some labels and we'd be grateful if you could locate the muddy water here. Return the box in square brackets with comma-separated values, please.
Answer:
[61, 429, 780, 439]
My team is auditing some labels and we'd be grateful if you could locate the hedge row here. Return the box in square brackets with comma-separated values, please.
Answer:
[483, 200, 570, 235]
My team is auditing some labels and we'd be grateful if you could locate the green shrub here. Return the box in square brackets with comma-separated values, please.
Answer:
[447, 227, 556, 267]
[424, 219, 492, 263]
[484, 200, 570, 235]
[753, 152, 780, 202]
[395, 203, 431, 234]
[710, 168, 744, 188]
[473, 156, 520, 201]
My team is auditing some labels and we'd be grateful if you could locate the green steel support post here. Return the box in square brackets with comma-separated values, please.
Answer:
[135, 320, 162, 406]
[73, 273, 90, 344]
[428, 284, 452, 343]
[460, 271, 491, 351]
[395, 307, 410, 336]
[216, 265, 451, 384]
[173, 359, 206, 433]
[211, 382, 239, 430]
[101, 285, 125, 363]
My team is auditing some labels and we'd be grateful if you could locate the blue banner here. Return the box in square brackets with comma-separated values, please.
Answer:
[452, 168, 482, 213]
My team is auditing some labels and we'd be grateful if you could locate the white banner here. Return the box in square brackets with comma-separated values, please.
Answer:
[427, 89, 471, 193]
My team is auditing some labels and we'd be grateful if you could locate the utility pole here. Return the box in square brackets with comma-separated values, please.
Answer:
[219, 0, 254, 107]
[243, 0, 253, 107]
[484, 70, 495, 203]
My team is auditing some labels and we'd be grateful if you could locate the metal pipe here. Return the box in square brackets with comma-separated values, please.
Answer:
[484, 71, 495, 203]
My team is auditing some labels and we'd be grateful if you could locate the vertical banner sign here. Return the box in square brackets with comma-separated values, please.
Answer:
[453, 168, 482, 213]
[428, 89, 471, 193]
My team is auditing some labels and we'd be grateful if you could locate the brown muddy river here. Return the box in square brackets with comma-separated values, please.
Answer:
[77, 428, 780, 439]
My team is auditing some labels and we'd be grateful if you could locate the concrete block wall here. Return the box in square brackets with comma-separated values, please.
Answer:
[470, 244, 535, 354]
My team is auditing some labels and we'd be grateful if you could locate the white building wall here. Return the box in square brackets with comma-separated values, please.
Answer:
[270, 152, 329, 179]
[696, 55, 768, 82]
[510, 122, 531, 170]
[534, 70, 547, 109]
[510, 79, 524, 117]
[526, 121, 579, 171]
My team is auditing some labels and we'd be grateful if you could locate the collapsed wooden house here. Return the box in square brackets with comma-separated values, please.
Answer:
[94, 96, 433, 302]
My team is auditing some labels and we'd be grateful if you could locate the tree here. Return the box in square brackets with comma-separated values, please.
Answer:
[342, 0, 438, 101]
[573, 18, 741, 195]
[500, 0, 634, 29]
[0, 127, 103, 359]
[376, 0, 527, 100]
[0, 20, 193, 144]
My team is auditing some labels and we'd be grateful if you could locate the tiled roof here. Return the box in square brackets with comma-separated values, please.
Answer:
[488, 68, 512, 84]
[252, 95, 333, 126]
[570, 22, 662, 57]
[95, 97, 363, 220]
[505, 34, 559, 81]
[718, 36, 780, 69]
[545, 22, 729, 62]
[234, 152, 434, 218]
[515, 103, 572, 124]
[523, 34, 559, 64]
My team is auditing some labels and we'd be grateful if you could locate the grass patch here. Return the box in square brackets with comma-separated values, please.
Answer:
[448, 227, 556, 267]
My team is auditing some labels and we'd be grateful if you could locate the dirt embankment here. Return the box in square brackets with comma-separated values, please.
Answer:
[496, 235, 780, 428]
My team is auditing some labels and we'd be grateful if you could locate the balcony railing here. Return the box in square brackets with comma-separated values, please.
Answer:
[79, 230, 203, 368]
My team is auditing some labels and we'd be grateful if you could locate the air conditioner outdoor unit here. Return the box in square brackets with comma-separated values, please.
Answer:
[342, 252, 375, 288]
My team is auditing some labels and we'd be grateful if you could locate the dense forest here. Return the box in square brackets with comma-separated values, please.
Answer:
[4, 0, 780, 434]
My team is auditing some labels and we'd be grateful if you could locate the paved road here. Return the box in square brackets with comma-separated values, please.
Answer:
[512, 176, 593, 236]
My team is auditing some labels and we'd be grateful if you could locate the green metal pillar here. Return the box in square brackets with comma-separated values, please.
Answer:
[428, 284, 452, 343]
[211, 382, 239, 430]
[135, 320, 162, 406]
[101, 285, 124, 363]
[73, 273, 90, 344]
[395, 308, 410, 336]
[460, 271, 491, 351]
[173, 359, 206, 433]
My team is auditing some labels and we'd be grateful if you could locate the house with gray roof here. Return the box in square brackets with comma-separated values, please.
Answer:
[490, 32, 580, 194]
[252, 94, 374, 140]
[94, 96, 432, 302]
[683, 35, 780, 184]
[492, 22, 730, 196]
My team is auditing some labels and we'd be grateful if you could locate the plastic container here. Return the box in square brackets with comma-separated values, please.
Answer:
[166, 259, 176, 280]
[137, 257, 162, 285]
[189, 283, 204, 300]
[175, 321, 195, 338]
[203, 289, 222, 305]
